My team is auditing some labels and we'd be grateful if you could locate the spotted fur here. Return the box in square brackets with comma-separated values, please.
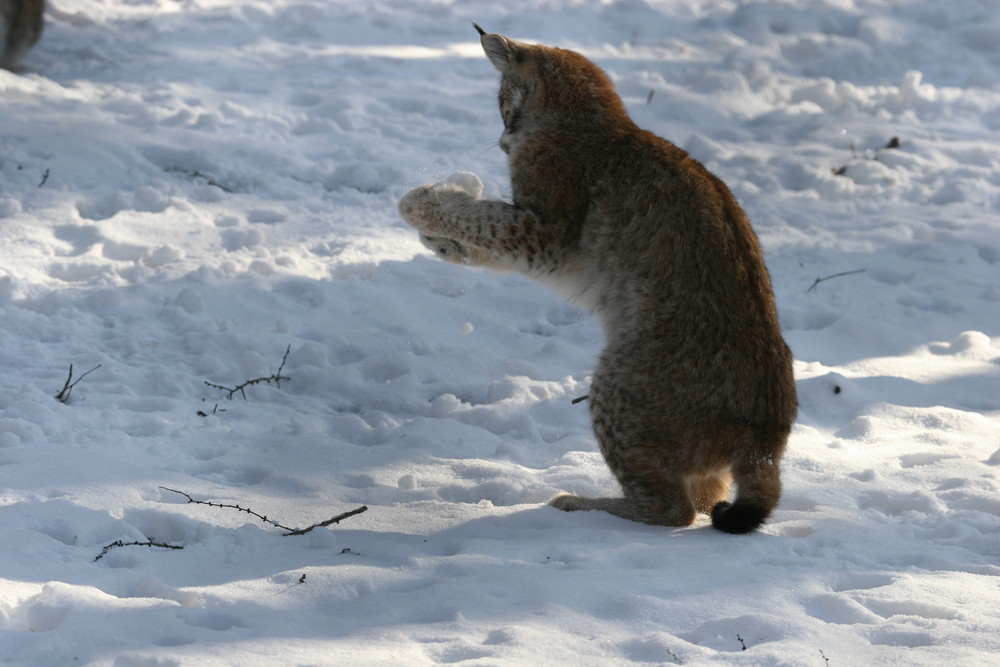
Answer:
[399, 24, 797, 533]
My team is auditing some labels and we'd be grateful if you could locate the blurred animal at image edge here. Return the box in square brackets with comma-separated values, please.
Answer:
[0, 0, 43, 70]
[399, 23, 797, 534]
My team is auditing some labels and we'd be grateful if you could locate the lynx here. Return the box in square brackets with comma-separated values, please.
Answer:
[398, 24, 796, 534]
[0, 0, 43, 70]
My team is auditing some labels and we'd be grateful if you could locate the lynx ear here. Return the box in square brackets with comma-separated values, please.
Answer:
[473, 22, 517, 73]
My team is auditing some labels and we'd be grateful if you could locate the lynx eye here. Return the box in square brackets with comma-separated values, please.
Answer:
[500, 85, 526, 132]
[505, 108, 523, 132]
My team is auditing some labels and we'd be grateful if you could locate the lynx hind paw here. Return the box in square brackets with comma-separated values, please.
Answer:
[549, 494, 591, 512]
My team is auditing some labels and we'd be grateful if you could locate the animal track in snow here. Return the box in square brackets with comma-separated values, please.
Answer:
[829, 572, 896, 593]
[765, 520, 815, 538]
[898, 452, 959, 468]
[425, 642, 496, 665]
[52, 224, 102, 257]
[76, 186, 173, 221]
[869, 629, 935, 647]
[183, 462, 270, 487]
[178, 609, 244, 632]
[681, 615, 788, 652]
[803, 593, 883, 625]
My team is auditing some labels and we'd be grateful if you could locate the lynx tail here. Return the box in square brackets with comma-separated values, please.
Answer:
[710, 501, 770, 534]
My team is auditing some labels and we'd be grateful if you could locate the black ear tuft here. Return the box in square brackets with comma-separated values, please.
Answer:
[481, 34, 516, 73]
[472, 21, 486, 37]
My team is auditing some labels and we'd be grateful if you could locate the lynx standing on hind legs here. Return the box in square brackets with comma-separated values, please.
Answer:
[399, 24, 797, 534]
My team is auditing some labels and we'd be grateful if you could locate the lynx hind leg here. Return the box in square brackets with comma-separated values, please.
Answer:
[550, 437, 698, 526]
[550, 460, 731, 525]
[550, 360, 699, 527]
[550, 476, 697, 528]
[419, 234, 493, 266]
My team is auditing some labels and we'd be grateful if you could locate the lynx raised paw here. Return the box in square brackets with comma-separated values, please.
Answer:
[398, 171, 483, 236]
[398, 183, 465, 235]
[420, 234, 493, 266]
[420, 234, 465, 262]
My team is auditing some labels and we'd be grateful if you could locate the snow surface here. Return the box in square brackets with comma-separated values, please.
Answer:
[1, 0, 999, 665]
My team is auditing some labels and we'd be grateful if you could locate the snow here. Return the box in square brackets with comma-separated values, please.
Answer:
[1, 0, 998, 664]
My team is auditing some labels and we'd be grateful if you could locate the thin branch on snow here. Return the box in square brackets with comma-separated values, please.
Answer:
[806, 269, 866, 293]
[164, 165, 235, 193]
[204, 345, 291, 400]
[94, 539, 183, 562]
[54, 364, 102, 403]
[159, 487, 368, 536]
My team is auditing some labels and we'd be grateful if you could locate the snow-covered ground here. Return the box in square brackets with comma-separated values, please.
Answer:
[1, 0, 998, 664]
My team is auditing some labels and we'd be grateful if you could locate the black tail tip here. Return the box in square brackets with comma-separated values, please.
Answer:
[711, 501, 770, 534]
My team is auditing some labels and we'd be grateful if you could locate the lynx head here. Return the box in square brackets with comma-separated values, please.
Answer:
[472, 22, 629, 154]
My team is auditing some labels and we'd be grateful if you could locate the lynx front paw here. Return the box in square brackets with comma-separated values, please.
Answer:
[398, 172, 483, 235]
[420, 234, 465, 263]
[420, 234, 493, 266]
[398, 185, 435, 229]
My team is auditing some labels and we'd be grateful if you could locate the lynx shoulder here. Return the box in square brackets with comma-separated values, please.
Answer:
[399, 24, 797, 534]
[1, 0, 44, 71]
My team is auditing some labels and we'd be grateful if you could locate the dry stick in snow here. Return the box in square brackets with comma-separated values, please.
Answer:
[165, 166, 235, 193]
[159, 487, 368, 536]
[806, 269, 866, 293]
[55, 364, 102, 403]
[205, 345, 291, 400]
[94, 539, 183, 562]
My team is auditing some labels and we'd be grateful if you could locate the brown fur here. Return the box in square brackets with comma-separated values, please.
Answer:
[399, 25, 797, 533]
[0, 0, 44, 70]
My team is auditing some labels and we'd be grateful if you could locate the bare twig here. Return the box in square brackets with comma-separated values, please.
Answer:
[94, 539, 183, 562]
[571, 394, 589, 405]
[806, 269, 866, 293]
[737, 635, 747, 651]
[165, 166, 234, 193]
[38, 168, 50, 188]
[196, 402, 226, 417]
[205, 346, 291, 400]
[55, 364, 102, 403]
[282, 506, 369, 536]
[159, 487, 368, 536]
